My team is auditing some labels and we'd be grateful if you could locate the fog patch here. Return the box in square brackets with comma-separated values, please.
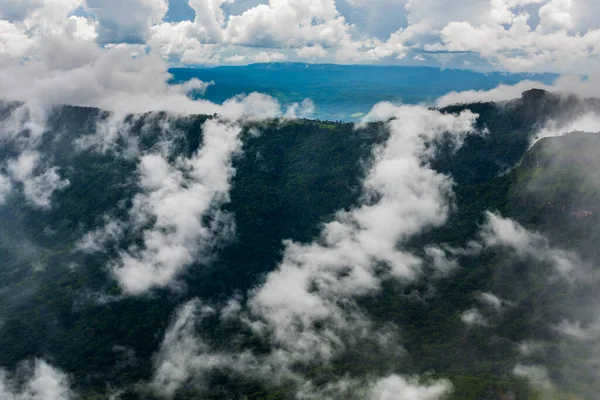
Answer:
[0, 359, 73, 400]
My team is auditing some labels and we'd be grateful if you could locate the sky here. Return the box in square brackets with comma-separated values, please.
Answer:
[1, 0, 600, 73]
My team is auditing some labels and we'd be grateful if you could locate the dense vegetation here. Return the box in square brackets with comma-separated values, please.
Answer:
[0, 90, 598, 399]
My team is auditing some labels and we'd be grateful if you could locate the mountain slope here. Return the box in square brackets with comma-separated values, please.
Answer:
[0, 90, 598, 399]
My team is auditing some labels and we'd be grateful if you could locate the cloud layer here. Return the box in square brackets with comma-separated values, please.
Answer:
[1, 0, 600, 72]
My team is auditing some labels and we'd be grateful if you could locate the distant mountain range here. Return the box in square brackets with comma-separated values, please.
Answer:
[169, 63, 557, 121]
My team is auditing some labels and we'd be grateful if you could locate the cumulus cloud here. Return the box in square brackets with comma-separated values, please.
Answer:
[0, 359, 73, 400]
[225, 0, 353, 49]
[86, 0, 168, 44]
[428, 0, 600, 73]
[2, 0, 600, 70]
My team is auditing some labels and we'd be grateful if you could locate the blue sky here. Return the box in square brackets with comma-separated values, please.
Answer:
[164, 0, 194, 22]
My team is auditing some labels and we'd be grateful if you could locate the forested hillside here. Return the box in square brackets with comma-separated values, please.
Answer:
[0, 90, 599, 399]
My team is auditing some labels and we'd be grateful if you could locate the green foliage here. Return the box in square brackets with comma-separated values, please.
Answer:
[0, 90, 598, 398]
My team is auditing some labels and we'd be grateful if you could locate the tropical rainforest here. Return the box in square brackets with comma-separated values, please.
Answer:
[0, 89, 599, 400]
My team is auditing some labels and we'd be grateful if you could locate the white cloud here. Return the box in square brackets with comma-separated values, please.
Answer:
[145, 104, 477, 396]
[85, 0, 168, 44]
[75, 218, 125, 253]
[0, 1, 94, 64]
[151, 300, 453, 399]
[222, 54, 246, 64]
[150, 299, 216, 398]
[538, 0, 573, 32]
[0, 0, 43, 21]
[252, 51, 287, 63]
[424, 245, 459, 277]
[535, 111, 600, 142]
[247, 105, 477, 364]
[7, 151, 39, 182]
[149, 21, 223, 64]
[2, 0, 600, 70]
[437, 74, 600, 108]
[284, 99, 316, 118]
[225, 0, 351, 49]
[0, 359, 73, 400]
[0, 37, 285, 215]
[111, 119, 242, 295]
[429, 1, 600, 73]
[0, 49, 221, 116]
[22, 168, 70, 209]
[150, 299, 283, 399]
[7, 151, 69, 209]
[74, 91, 283, 295]
[296, 45, 327, 59]
[0, 0, 83, 24]
[477, 212, 583, 280]
[436, 80, 555, 107]
[188, 0, 234, 43]
[145, 0, 369, 64]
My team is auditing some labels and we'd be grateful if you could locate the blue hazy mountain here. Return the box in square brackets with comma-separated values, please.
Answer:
[170, 63, 557, 121]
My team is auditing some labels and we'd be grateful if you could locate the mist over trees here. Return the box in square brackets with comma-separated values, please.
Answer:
[0, 90, 599, 399]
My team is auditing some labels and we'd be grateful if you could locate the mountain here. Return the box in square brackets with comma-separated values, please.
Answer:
[0, 90, 598, 399]
[169, 64, 557, 121]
